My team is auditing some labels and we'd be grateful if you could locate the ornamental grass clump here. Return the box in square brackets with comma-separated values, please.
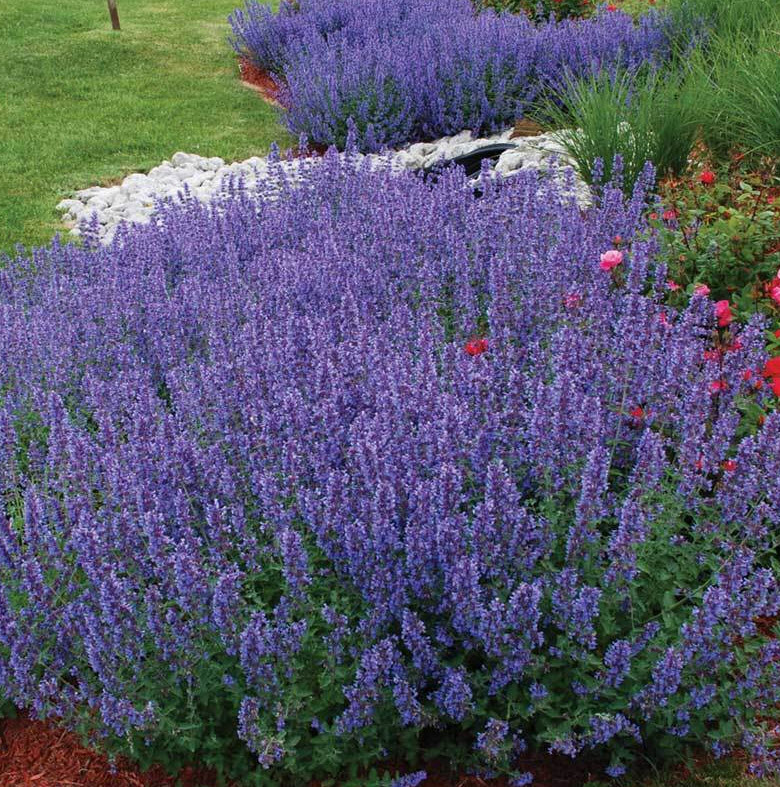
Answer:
[229, 0, 673, 150]
[0, 156, 778, 785]
[534, 66, 702, 193]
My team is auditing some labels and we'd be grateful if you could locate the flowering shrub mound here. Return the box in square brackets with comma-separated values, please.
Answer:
[0, 157, 778, 785]
[654, 168, 780, 308]
[228, 0, 672, 150]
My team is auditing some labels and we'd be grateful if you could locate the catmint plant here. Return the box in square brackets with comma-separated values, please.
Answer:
[0, 155, 776, 784]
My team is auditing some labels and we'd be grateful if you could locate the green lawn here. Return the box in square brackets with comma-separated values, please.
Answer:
[0, 0, 292, 252]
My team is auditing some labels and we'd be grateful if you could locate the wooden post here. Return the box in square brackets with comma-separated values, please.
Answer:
[107, 0, 120, 30]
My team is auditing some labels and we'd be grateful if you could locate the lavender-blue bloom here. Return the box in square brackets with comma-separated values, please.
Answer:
[229, 0, 674, 149]
[0, 154, 777, 779]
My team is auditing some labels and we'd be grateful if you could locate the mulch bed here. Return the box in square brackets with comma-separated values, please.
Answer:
[0, 715, 608, 787]
[238, 57, 284, 108]
[0, 716, 222, 787]
[237, 57, 330, 158]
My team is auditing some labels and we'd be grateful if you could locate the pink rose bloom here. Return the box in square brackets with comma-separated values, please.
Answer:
[694, 284, 710, 297]
[771, 286, 780, 305]
[599, 249, 623, 271]
[714, 299, 734, 327]
[563, 293, 582, 309]
[666, 279, 681, 291]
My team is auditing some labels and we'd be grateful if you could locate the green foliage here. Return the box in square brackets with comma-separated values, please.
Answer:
[664, 0, 779, 45]
[656, 169, 780, 307]
[476, 0, 592, 20]
[50, 547, 423, 787]
[532, 68, 701, 193]
[661, 0, 780, 162]
[38, 477, 777, 786]
[687, 30, 780, 161]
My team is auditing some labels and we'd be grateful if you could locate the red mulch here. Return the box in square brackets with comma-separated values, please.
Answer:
[0, 716, 224, 787]
[0, 715, 608, 787]
[237, 57, 329, 158]
[238, 57, 284, 107]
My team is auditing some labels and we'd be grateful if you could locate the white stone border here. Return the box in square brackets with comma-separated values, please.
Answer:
[56, 128, 587, 244]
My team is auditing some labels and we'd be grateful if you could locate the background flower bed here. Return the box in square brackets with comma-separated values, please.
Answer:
[0, 156, 778, 785]
[228, 0, 672, 150]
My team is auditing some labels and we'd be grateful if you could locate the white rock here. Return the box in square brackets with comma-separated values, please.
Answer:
[203, 156, 225, 171]
[154, 175, 181, 190]
[494, 150, 527, 175]
[75, 186, 106, 199]
[57, 127, 591, 244]
[171, 151, 205, 168]
[119, 198, 146, 214]
[125, 210, 152, 224]
[534, 136, 571, 157]
[449, 130, 473, 145]
[101, 186, 121, 204]
[406, 141, 437, 158]
[422, 151, 447, 168]
[185, 171, 213, 189]
[174, 165, 199, 182]
[392, 150, 422, 169]
[148, 164, 178, 179]
[56, 198, 84, 214]
[121, 173, 152, 194]
[448, 142, 475, 158]
[86, 196, 109, 211]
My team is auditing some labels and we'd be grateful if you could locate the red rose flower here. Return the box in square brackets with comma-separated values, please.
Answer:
[721, 460, 737, 472]
[762, 356, 780, 396]
[714, 300, 733, 327]
[699, 170, 716, 186]
[763, 357, 780, 378]
[465, 338, 488, 357]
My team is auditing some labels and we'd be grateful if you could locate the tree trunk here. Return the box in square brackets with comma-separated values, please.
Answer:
[107, 0, 120, 30]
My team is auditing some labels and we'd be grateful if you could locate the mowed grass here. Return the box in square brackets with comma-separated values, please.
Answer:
[0, 0, 292, 252]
